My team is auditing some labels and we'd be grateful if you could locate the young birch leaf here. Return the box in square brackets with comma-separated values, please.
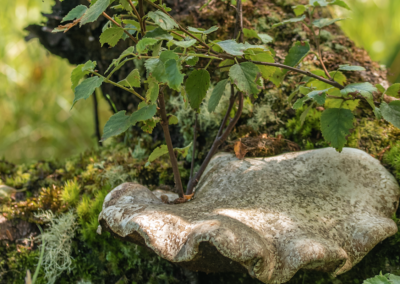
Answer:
[329, 0, 351, 10]
[175, 142, 192, 158]
[229, 62, 260, 95]
[187, 26, 218, 34]
[100, 27, 124, 47]
[164, 59, 184, 91]
[119, 0, 132, 11]
[171, 39, 197, 48]
[300, 103, 314, 126]
[375, 84, 386, 93]
[146, 77, 159, 103]
[101, 111, 132, 141]
[381, 101, 400, 129]
[144, 27, 173, 40]
[208, 79, 229, 113]
[272, 15, 306, 29]
[71, 64, 88, 90]
[283, 41, 310, 75]
[80, 0, 110, 26]
[292, 5, 306, 16]
[147, 145, 169, 164]
[321, 108, 354, 152]
[386, 83, 400, 97]
[313, 18, 344, 28]
[338, 65, 365, 71]
[118, 69, 141, 87]
[216, 40, 245, 56]
[72, 76, 104, 108]
[249, 52, 275, 81]
[82, 60, 97, 72]
[258, 34, 273, 44]
[137, 38, 159, 53]
[62, 5, 88, 22]
[363, 275, 392, 284]
[293, 96, 310, 109]
[169, 115, 179, 125]
[310, 0, 329, 7]
[340, 82, 377, 109]
[185, 69, 211, 110]
[148, 11, 178, 30]
[307, 88, 331, 105]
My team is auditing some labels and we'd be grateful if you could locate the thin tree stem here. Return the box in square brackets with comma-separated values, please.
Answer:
[158, 91, 184, 197]
[93, 90, 102, 146]
[233, 0, 243, 43]
[189, 113, 198, 182]
[186, 92, 244, 195]
[101, 12, 138, 44]
[217, 86, 235, 138]
[138, 0, 146, 33]
[128, 0, 145, 37]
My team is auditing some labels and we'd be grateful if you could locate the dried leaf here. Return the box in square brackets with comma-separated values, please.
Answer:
[234, 140, 248, 160]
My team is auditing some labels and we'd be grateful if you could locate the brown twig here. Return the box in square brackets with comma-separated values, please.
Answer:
[189, 113, 198, 183]
[186, 92, 244, 195]
[233, 0, 244, 43]
[128, 0, 145, 37]
[158, 90, 184, 197]
[92, 91, 102, 146]
[101, 12, 138, 44]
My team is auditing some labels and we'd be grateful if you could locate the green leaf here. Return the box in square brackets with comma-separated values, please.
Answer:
[146, 76, 159, 103]
[300, 103, 314, 126]
[80, 0, 110, 26]
[175, 142, 192, 158]
[146, 145, 169, 166]
[381, 101, 400, 129]
[164, 59, 184, 91]
[386, 83, 400, 98]
[185, 56, 199, 66]
[137, 38, 159, 53]
[106, 46, 134, 73]
[375, 84, 386, 93]
[388, 274, 400, 284]
[243, 28, 273, 44]
[62, 5, 88, 22]
[101, 104, 157, 141]
[293, 96, 310, 109]
[82, 60, 97, 72]
[144, 27, 173, 40]
[341, 82, 377, 109]
[258, 34, 273, 44]
[119, 0, 133, 11]
[100, 27, 124, 47]
[71, 64, 89, 90]
[321, 108, 354, 152]
[208, 79, 229, 112]
[101, 111, 132, 141]
[292, 5, 306, 16]
[187, 26, 218, 35]
[283, 42, 310, 74]
[329, 0, 351, 10]
[272, 15, 306, 29]
[307, 88, 331, 105]
[73, 76, 104, 107]
[169, 115, 179, 125]
[249, 52, 275, 81]
[363, 275, 392, 284]
[170, 39, 197, 48]
[185, 69, 211, 110]
[229, 62, 260, 95]
[147, 11, 178, 30]
[310, 0, 329, 7]
[325, 88, 359, 110]
[313, 18, 344, 28]
[216, 40, 246, 56]
[338, 64, 366, 71]
[118, 69, 141, 87]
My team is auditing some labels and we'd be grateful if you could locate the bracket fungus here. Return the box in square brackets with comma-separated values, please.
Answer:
[98, 148, 400, 284]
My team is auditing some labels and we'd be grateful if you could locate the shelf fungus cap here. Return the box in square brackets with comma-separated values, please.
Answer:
[99, 148, 400, 284]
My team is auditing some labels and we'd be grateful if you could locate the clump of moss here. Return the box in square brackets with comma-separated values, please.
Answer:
[384, 142, 400, 180]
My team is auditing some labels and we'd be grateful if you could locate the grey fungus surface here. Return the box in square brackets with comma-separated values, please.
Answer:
[98, 148, 400, 284]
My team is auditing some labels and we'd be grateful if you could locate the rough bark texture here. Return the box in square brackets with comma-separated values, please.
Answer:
[99, 148, 400, 284]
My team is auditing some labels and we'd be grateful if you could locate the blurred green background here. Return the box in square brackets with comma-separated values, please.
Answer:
[0, 0, 399, 163]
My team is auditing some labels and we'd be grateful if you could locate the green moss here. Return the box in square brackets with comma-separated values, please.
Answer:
[61, 179, 81, 206]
